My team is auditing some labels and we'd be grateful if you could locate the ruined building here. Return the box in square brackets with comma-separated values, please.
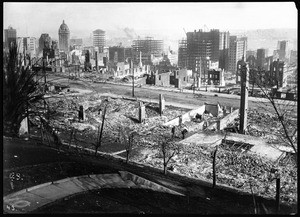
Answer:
[246, 55, 256, 69]
[132, 37, 164, 65]
[58, 20, 70, 53]
[207, 69, 225, 86]
[179, 29, 230, 83]
[178, 39, 187, 68]
[17, 37, 37, 57]
[38, 33, 51, 57]
[256, 48, 266, 70]
[186, 29, 220, 72]
[109, 46, 132, 63]
[277, 40, 288, 61]
[269, 59, 286, 88]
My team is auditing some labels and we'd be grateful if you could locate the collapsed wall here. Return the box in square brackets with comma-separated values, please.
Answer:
[163, 103, 238, 132]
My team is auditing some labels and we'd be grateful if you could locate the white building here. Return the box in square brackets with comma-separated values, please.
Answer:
[16, 37, 37, 57]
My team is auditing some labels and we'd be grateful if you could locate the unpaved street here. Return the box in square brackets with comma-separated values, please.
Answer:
[47, 74, 283, 111]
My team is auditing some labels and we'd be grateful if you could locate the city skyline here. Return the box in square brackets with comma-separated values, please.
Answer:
[4, 2, 298, 40]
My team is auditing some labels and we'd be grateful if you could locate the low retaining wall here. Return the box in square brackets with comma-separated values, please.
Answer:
[218, 109, 239, 130]
[207, 109, 239, 131]
[163, 105, 205, 127]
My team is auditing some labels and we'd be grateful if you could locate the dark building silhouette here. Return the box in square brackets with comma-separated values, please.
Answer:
[38, 33, 52, 56]
[178, 39, 187, 68]
[4, 26, 17, 50]
[246, 55, 256, 69]
[219, 31, 230, 71]
[186, 29, 220, 72]
[109, 46, 132, 63]
[270, 59, 285, 88]
[132, 36, 164, 65]
[264, 55, 273, 71]
[256, 48, 266, 69]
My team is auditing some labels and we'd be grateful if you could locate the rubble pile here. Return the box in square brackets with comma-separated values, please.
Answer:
[130, 141, 297, 203]
[30, 93, 296, 205]
[41, 93, 189, 149]
[247, 109, 297, 148]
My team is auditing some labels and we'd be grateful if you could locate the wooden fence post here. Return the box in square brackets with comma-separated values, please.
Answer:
[276, 177, 280, 213]
[212, 146, 218, 188]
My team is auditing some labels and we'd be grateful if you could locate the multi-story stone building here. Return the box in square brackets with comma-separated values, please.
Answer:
[38, 33, 51, 56]
[256, 48, 266, 70]
[229, 36, 247, 73]
[20, 37, 37, 57]
[4, 26, 17, 51]
[277, 40, 288, 61]
[264, 56, 273, 71]
[93, 29, 106, 53]
[178, 39, 187, 68]
[289, 50, 297, 65]
[186, 29, 220, 72]
[58, 20, 70, 53]
[270, 59, 286, 88]
[109, 46, 132, 63]
[219, 31, 230, 71]
[132, 36, 164, 65]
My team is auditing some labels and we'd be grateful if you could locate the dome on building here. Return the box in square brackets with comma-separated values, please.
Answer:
[59, 20, 70, 33]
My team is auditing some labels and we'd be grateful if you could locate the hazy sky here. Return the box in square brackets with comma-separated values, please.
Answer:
[4, 2, 298, 39]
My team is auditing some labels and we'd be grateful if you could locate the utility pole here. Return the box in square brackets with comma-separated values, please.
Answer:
[239, 59, 249, 134]
[132, 59, 135, 97]
[43, 57, 47, 91]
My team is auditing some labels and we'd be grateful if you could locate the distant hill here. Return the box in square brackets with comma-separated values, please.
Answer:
[230, 28, 297, 53]
[75, 28, 297, 54]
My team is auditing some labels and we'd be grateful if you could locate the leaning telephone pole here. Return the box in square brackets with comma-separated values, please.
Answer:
[239, 59, 249, 134]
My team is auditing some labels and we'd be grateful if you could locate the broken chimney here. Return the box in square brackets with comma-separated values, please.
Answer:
[95, 51, 98, 72]
[159, 94, 165, 115]
[139, 102, 145, 123]
[197, 76, 201, 88]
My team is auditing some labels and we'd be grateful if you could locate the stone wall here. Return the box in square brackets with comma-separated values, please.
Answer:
[163, 105, 205, 127]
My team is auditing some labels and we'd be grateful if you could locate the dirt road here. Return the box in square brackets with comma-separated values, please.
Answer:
[47, 75, 280, 111]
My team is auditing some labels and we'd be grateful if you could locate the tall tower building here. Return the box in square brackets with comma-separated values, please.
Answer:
[93, 29, 106, 53]
[178, 39, 187, 68]
[256, 48, 266, 69]
[58, 20, 70, 53]
[132, 36, 164, 64]
[4, 26, 17, 50]
[17, 37, 24, 53]
[228, 36, 247, 73]
[219, 31, 230, 70]
[277, 40, 288, 61]
[186, 29, 220, 72]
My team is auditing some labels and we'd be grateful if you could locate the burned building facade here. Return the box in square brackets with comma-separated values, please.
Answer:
[132, 37, 164, 65]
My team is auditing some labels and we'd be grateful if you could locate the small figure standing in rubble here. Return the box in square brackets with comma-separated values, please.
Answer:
[171, 126, 176, 138]
[78, 105, 84, 122]
[182, 127, 188, 139]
